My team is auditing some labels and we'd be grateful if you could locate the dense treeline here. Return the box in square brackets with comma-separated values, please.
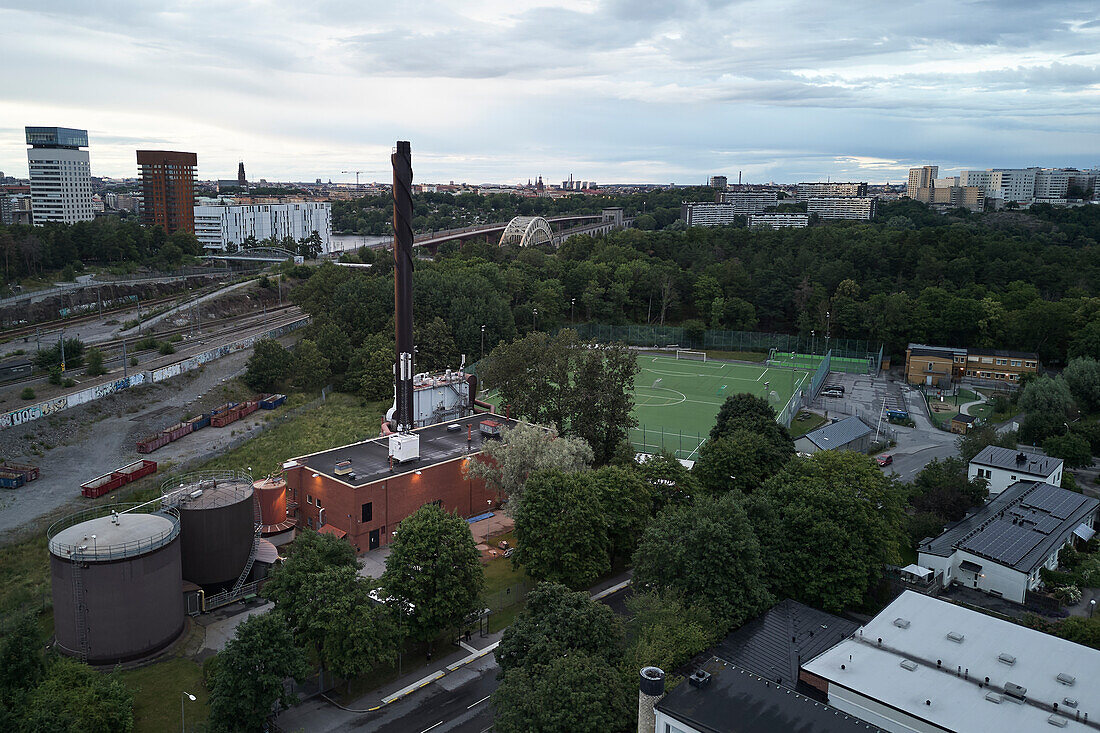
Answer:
[290, 200, 1100, 381]
[0, 219, 202, 284]
[331, 187, 715, 235]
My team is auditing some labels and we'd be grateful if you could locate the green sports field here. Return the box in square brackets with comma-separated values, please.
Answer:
[631, 355, 811, 460]
[770, 351, 871, 374]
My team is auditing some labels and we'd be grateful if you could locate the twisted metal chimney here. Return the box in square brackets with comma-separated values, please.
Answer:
[392, 141, 415, 433]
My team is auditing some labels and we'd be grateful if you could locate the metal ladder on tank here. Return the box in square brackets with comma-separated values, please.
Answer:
[70, 551, 90, 662]
[230, 495, 263, 594]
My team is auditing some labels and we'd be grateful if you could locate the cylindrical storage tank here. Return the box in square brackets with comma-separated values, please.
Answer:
[168, 472, 255, 587]
[254, 475, 296, 544]
[48, 505, 184, 664]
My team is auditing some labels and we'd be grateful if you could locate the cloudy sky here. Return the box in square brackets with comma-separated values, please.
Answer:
[1, 0, 1098, 184]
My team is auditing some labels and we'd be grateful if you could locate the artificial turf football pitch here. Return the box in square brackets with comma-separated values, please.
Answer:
[630, 354, 811, 459]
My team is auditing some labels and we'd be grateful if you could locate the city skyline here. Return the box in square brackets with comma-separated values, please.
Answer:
[1, 1, 1099, 184]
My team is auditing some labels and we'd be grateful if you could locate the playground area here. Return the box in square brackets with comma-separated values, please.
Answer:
[630, 354, 812, 460]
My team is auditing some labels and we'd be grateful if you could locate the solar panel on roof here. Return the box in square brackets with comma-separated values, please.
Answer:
[1024, 484, 1086, 519]
[960, 521, 1045, 566]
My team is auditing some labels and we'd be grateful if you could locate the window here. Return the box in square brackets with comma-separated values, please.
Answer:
[307, 495, 313, 505]
[307, 517, 314, 529]
[362, 502, 373, 523]
[996, 358, 1007, 366]
[316, 497, 323, 508]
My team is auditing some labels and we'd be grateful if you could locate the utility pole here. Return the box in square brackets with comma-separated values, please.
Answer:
[122, 340, 128, 378]
[60, 330, 66, 372]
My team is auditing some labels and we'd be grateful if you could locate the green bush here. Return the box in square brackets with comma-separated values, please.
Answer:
[48, 368, 62, 385]
[130, 357, 138, 367]
[158, 341, 176, 355]
[135, 336, 159, 351]
[20, 387, 36, 400]
[1040, 567, 1077, 587]
[167, 334, 183, 343]
[62, 378, 75, 388]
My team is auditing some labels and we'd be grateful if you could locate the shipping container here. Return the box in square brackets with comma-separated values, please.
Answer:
[238, 401, 259, 418]
[136, 433, 170, 454]
[81, 472, 125, 498]
[187, 414, 210, 431]
[259, 394, 287, 409]
[211, 408, 242, 428]
[0, 471, 26, 489]
[162, 421, 194, 442]
[2, 462, 39, 481]
[210, 402, 239, 418]
[113, 459, 157, 484]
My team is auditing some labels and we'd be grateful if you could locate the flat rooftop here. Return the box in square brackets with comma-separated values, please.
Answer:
[49, 512, 177, 560]
[803, 591, 1100, 733]
[291, 414, 520, 487]
[919, 481, 1097, 572]
[657, 657, 883, 733]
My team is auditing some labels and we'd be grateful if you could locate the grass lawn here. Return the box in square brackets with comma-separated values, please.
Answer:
[789, 411, 828, 438]
[118, 657, 209, 733]
[0, 534, 51, 618]
[192, 391, 387, 477]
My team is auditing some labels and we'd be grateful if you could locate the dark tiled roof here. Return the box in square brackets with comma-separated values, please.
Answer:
[951, 413, 978, 424]
[918, 481, 1098, 572]
[656, 658, 883, 733]
[970, 445, 1061, 475]
[712, 599, 859, 695]
[799, 416, 871, 450]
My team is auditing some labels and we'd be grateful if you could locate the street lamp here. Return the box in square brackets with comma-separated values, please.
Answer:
[1091, 599, 1096, 618]
[480, 325, 486, 360]
[570, 297, 575, 323]
[181, 692, 196, 732]
[533, 308, 538, 330]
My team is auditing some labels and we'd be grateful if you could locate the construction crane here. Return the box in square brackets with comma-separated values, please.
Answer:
[341, 170, 364, 191]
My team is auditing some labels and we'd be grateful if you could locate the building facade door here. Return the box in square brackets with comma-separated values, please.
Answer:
[369, 529, 380, 550]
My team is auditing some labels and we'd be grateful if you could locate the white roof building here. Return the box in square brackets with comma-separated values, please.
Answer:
[803, 591, 1100, 733]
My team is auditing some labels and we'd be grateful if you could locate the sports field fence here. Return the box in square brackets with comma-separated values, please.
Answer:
[571, 323, 880, 373]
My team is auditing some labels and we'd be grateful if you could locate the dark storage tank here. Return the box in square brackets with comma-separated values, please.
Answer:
[166, 471, 255, 587]
[48, 504, 184, 664]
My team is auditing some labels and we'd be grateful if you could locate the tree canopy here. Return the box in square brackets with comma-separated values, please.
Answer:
[463, 423, 593, 505]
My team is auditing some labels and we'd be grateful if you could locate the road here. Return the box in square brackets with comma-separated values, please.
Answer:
[313, 585, 633, 733]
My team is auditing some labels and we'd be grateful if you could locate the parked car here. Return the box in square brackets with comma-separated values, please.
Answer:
[876, 454, 893, 467]
[823, 384, 845, 394]
[821, 388, 844, 397]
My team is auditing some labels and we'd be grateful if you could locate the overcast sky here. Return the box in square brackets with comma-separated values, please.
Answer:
[2, 0, 1098, 184]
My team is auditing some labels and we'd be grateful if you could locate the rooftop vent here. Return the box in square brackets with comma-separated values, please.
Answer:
[1017, 452, 1027, 464]
[946, 631, 965, 643]
[985, 692, 1003, 704]
[900, 660, 918, 672]
[998, 653, 1017, 666]
[893, 618, 911, 629]
[1056, 673, 1076, 686]
[1004, 682, 1027, 702]
[688, 670, 712, 689]
[1063, 698, 1078, 709]
[1048, 715, 1068, 728]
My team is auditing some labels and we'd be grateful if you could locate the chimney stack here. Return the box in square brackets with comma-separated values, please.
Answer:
[638, 666, 666, 733]
[391, 141, 416, 433]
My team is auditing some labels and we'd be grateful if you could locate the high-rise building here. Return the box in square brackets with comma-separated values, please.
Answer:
[25, 126, 94, 225]
[795, 182, 868, 200]
[906, 166, 938, 198]
[806, 197, 876, 220]
[709, 175, 728, 190]
[137, 150, 197, 234]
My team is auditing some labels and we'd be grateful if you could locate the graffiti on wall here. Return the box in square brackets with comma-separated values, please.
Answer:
[1, 317, 307, 430]
[1, 397, 67, 428]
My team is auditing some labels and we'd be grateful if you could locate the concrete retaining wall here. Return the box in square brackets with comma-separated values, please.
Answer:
[1, 317, 308, 429]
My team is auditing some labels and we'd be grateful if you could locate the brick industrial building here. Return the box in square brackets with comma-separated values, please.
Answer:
[282, 414, 518, 553]
[137, 150, 197, 234]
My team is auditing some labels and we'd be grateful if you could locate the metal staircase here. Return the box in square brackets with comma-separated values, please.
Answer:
[230, 494, 263, 594]
[71, 552, 89, 662]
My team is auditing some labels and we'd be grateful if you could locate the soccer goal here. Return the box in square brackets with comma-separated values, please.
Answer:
[675, 349, 706, 362]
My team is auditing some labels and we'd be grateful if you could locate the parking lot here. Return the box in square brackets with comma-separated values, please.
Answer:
[808, 371, 959, 482]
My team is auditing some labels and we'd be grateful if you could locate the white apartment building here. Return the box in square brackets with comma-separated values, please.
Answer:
[795, 182, 867, 200]
[959, 168, 1037, 206]
[715, 190, 778, 214]
[680, 202, 741, 227]
[747, 213, 809, 229]
[26, 127, 94, 225]
[194, 202, 333, 253]
[806, 197, 876, 220]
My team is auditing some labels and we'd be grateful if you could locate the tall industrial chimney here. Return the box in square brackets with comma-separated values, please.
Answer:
[391, 141, 416, 434]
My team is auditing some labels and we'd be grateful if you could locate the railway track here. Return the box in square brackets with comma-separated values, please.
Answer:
[0, 306, 304, 390]
[0, 281, 234, 341]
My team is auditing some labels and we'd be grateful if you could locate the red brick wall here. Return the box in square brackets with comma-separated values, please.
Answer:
[286, 457, 496, 553]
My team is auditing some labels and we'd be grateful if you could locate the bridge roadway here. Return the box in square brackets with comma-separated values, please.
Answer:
[357, 214, 605, 251]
